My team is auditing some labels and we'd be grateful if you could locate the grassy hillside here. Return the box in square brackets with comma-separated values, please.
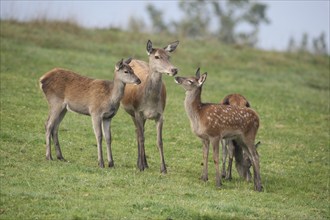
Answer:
[0, 20, 329, 219]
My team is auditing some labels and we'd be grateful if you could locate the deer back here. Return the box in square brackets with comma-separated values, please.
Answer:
[198, 104, 259, 138]
[221, 94, 251, 108]
[40, 68, 114, 115]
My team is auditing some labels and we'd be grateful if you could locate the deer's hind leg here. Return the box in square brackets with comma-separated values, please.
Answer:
[242, 135, 262, 192]
[51, 108, 67, 160]
[221, 139, 227, 178]
[45, 102, 66, 161]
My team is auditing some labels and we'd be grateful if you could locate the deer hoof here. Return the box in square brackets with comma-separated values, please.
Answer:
[160, 168, 167, 174]
[200, 175, 208, 182]
[99, 162, 105, 168]
[57, 156, 66, 161]
[255, 184, 263, 192]
[108, 161, 114, 168]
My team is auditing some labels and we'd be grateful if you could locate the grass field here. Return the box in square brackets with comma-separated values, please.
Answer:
[0, 20, 329, 219]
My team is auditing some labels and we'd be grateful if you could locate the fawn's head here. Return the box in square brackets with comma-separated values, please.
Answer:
[175, 68, 207, 91]
[236, 141, 261, 182]
[146, 40, 179, 76]
[115, 58, 141, 85]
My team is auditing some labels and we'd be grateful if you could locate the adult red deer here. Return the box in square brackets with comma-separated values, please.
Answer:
[175, 68, 262, 191]
[121, 40, 179, 173]
[40, 58, 141, 168]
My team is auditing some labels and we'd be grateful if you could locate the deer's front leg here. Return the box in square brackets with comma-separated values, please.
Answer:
[133, 113, 147, 171]
[92, 116, 104, 168]
[156, 116, 167, 174]
[201, 138, 210, 182]
[102, 118, 114, 168]
[211, 137, 222, 188]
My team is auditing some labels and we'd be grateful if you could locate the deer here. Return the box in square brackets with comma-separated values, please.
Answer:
[39, 58, 141, 168]
[121, 40, 179, 174]
[220, 93, 252, 181]
[174, 68, 263, 191]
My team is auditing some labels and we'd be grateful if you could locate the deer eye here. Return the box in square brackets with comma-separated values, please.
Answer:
[124, 70, 129, 73]
[155, 55, 160, 59]
[188, 80, 193, 84]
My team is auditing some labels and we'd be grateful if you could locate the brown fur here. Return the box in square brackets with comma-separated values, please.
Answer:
[220, 93, 252, 181]
[221, 93, 250, 107]
[121, 40, 179, 173]
[40, 58, 141, 168]
[175, 69, 262, 191]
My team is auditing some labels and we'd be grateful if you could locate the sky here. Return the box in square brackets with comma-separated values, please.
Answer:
[1, 0, 329, 52]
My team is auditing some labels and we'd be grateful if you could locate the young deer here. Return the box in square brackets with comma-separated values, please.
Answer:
[175, 68, 262, 191]
[121, 40, 179, 173]
[220, 94, 252, 181]
[39, 58, 141, 168]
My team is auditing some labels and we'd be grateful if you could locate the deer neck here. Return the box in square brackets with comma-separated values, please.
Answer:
[144, 66, 163, 100]
[110, 79, 126, 104]
[184, 88, 203, 130]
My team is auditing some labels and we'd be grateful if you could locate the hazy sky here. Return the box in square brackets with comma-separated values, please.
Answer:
[1, 0, 329, 52]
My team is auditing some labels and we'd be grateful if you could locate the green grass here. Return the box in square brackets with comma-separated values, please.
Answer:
[0, 20, 329, 219]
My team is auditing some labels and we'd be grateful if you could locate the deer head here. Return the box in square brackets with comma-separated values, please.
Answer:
[146, 40, 179, 76]
[115, 58, 141, 85]
[174, 67, 207, 90]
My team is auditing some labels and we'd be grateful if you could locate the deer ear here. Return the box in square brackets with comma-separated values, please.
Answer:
[164, 40, 179, 53]
[146, 40, 153, 55]
[115, 58, 124, 71]
[195, 67, 201, 78]
[124, 57, 132, 65]
[198, 72, 207, 86]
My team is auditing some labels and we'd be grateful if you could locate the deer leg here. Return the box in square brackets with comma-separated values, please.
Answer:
[211, 137, 222, 188]
[92, 116, 104, 168]
[226, 140, 234, 180]
[45, 105, 65, 160]
[221, 139, 227, 178]
[244, 138, 262, 192]
[156, 116, 167, 174]
[102, 118, 114, 168]
[200, 138, 210, 182]
[52, 108, 67, 161]
[133, 114, 147, 171]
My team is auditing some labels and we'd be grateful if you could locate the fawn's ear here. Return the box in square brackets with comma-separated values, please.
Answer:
[124, 57, 132, 65]
[195, 67, 201, 78]
[198, 72, 207, 86]
[146, 40, 153, 55]
[164, 40, 179, 53]
[115, 58, 124, 71]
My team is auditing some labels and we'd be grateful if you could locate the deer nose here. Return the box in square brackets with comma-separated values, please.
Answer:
[171, 68, 178, 76]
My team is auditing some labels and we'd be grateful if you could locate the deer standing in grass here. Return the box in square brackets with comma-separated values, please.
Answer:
[220, 93, 252, 181]
[40, 58, 141, 168]
[121, 40, 179, 173]
[175, 68, 262, 191]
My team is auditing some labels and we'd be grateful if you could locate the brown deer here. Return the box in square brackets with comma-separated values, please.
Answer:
[121, 40, 179, 173]
[220, 94, 251, 181]
[39, 58, 141, 168]
[175, 68, 262, 191]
